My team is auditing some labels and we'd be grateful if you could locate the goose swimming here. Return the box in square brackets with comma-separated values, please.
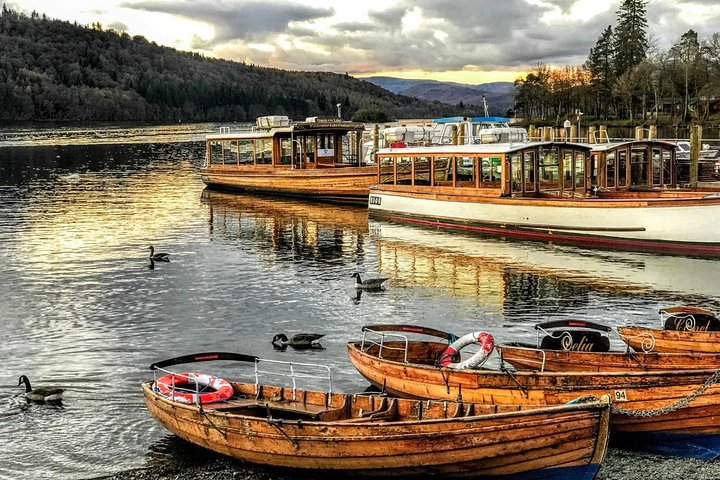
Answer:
[272, 333, 325, 349]
[148, 246, 170, 262]
[352, 272, 389, 291]
[17, 375, 64, 402]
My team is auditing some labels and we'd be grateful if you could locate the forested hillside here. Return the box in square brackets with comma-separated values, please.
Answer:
[0, 7, 466, 123]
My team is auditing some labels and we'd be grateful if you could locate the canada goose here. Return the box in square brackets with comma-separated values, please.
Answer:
[352, 272, 389, 291]
[272, 333, 325, 349]
[148, 246, 170, 262]
[17, 375, 64, 402]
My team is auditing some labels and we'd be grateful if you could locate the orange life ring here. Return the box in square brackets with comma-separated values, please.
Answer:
[155, 372, 234, 405]
[438, 331, 494, 369]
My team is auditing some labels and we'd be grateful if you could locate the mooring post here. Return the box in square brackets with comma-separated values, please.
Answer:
[648, 125, 657, 140]
[373, 124, 379, 150]
[528, 125, 536, 141]
[635, 126, 643, 141]
[451, 125, 458, 145]
[570, 125, 577, 142]
[690, 125, 702, 186]
[588, 126, 596, 143]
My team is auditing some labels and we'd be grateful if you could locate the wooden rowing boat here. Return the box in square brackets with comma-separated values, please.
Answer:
[618, 306, 720, 353]
[143, 352, 610, 479]
[495, 319, 720, 372]
[348, 325, 720, 459]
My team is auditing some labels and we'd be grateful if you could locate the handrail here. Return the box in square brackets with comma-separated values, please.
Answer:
[254, 358, 332, 402]
[360, 328, 410, 363]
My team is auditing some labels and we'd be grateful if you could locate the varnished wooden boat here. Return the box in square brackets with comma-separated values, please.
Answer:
[143, 352, 610, 479]
[618, 306, 720, 353]
[496, 319, 720, 372]
[348, 325, 720, 459]
[202, 116, 376, 204]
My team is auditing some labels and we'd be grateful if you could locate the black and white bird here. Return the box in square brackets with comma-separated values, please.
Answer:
[17, 375, 64, 402]
[148, 246, 170, 262]
[272, 333, 325, 349]
[352, 272, 389, 291]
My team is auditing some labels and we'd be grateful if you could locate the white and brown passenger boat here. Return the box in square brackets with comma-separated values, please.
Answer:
[367, 140, 720, 256]
[201, 116, 376, 204]
[143, 352, 610, 479]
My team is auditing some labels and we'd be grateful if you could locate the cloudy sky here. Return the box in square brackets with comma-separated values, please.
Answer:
[7, 0, 720, 84]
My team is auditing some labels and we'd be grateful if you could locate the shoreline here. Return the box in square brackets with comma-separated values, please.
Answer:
[94, 448, 719, 480]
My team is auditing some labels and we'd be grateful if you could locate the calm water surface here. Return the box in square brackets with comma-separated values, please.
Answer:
[1, 124, 720, 479]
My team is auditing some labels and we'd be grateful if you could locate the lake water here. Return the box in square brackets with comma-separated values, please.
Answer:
[1, 124, 720, 479]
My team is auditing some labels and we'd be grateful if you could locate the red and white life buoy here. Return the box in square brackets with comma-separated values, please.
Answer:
[154, 372, 234, 405]
[438, 331, 494, 369]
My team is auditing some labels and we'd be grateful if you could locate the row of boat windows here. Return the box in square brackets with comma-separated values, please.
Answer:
[600, 148, 674, 188]
[208, 135, 337, 166]
[378, 148, 588, 194]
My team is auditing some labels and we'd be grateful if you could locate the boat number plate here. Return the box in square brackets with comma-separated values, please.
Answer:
[369, 196, 382, 206]
[613, 390, 628, 402]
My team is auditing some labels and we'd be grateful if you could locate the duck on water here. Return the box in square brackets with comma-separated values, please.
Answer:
[352, 272, 389, 291]
[272, 333, 325, 349]
[17, 375, 64, 402]
[148, 246, 170, 262]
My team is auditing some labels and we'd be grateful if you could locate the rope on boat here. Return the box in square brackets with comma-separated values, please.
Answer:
[610, 369, 720, 417]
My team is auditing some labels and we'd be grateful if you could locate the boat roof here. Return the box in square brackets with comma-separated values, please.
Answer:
[432, 116, 511, 124]
[376, 141, 593, 155]
[206, 118, 364, 141]
[587, 140, 678, 152]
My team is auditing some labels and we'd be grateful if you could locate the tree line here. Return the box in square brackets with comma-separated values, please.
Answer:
[513, 0, 720, 125]
[0, 6, 473, 123]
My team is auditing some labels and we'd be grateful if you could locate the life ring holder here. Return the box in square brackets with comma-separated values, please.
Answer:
[155, 371, 234, 405]
[438, 331, 494, 369]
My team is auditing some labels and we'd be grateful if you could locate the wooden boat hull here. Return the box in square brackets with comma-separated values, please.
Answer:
[200, 165, 377, 204]
[143, 382, 609, 479]
[496, 344, 720, 372]
[618, 325, 720, 353]
[367, 187, 720, 256]
[347, 341, 720, 459]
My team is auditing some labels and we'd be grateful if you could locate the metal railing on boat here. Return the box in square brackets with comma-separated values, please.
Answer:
[360, 327, 410, 363]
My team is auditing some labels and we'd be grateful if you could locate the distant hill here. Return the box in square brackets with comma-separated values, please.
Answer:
[0, 7, 472, 123]
[363, 77, 515, 116]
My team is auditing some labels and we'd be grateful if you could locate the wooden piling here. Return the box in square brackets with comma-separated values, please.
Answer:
[635, 126, 643, 141]
[690, 125, 702, 186]
[599, 125, 607, 142]
[529, 125, 536, 141]
[451, 125, 458, 145]
[570, 125, 577, 142]
[588, 126, 596, 143]
[649, 125, 657, 140]
[373, 124, 379, 150]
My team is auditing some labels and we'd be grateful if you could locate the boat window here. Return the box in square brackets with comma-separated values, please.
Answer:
[209, 141, 223, 164]
[223, 141, 237, 164]
[480, 156, 502, 186]
[652, 148, 662, 185]
[606, 152, 616, 187]
[539, 148, 560, 191]
[575, 152, 585, 189]
[280, 138, 292, 165]
[302, 136, 316, 164]
[434, 156, 453, 184]
[631, 148, 648, 186]
[379, 156, 394, 184]
[523, 151, 535, 192]
[455, 156, 475, 187]
[510, 153, 522, 193]
[663, 149, 673, 185]
[396, 156, 412, 185]
[617, 150, 628, 187]
[563, 151, 573, 190]
[414, 156, 431, 186]
[256, 139, 272, 165]
[238, 140, 254, 165]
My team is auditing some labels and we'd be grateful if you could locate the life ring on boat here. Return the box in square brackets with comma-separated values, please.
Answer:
[154, 372, 234, 405]
[438, 331, 494, 369]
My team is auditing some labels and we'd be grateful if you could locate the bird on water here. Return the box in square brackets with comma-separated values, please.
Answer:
[352, 272, 389, 291]
[272, 333, 325, 349]
[17, 375, 64, 402]
[148, 246, 170, 262]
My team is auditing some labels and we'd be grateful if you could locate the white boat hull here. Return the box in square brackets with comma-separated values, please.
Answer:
[368, 189, 720, 256]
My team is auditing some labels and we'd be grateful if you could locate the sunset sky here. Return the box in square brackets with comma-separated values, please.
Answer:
[7, 0, 720, 84]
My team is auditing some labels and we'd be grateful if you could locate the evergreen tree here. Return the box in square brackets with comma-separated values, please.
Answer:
[669, 29, 703, 120]
[613, 0, 648, 76]
[585, 25, 615, 119]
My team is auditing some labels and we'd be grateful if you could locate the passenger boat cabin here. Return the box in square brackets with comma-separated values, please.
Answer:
[206, 116, 367, 170]
[375, 140, 677, 198]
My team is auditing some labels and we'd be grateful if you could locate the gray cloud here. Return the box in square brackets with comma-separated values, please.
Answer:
[121, 0, 719, 78]
[123, 0, 333, 41]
